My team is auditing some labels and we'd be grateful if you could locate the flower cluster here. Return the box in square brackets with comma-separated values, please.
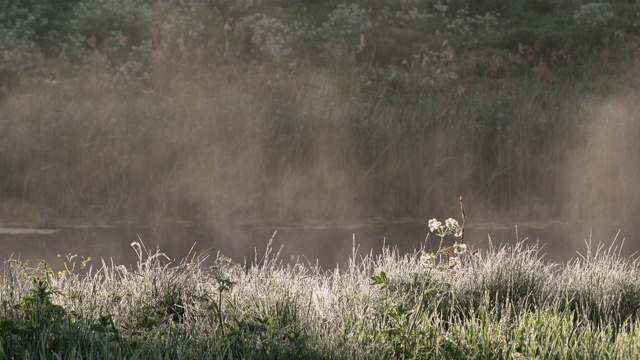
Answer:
[238, 14, 294, 63]
[422, 245, 467, 270]
[394, 8, 433, 26]
[573, 3, 614, 33]
[422, 252, 437, 268]
[318, 4, 374, 39]
[411, 47, 459, 85]
[453, 242, 467, 255]
[428, 217, 463, 238]
[315, 3, 374, 65]
[424, 217, 467, 270]
[445, 7, 500, 48]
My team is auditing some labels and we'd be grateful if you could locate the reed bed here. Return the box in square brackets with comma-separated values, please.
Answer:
[3, 0, 640, 226]
[4, 66, 639, 226]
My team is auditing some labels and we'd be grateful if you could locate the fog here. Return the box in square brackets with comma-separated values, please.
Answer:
[2, 63, 640, 269]
[563, 95, 640, 223]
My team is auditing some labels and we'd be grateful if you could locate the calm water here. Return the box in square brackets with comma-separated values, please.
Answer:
[0, 221, 636, 271]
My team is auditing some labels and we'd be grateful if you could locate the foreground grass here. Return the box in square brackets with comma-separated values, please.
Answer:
[2, 237, 640, 359]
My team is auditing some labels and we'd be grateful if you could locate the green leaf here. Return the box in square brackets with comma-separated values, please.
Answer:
[46, 304, 65, 314]
[0, 319, 15, 333]
[370, 271, 388, 287]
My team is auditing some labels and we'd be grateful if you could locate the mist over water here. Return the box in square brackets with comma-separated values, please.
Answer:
[3, 78, 640, 267]
[3, 74, 640, 267]
[1, 218, 637, 273]
[562, 95, 640, 224]
[2, 2, 640, 267]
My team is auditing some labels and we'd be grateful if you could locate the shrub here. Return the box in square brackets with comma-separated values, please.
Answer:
[573, 3, 614, 33]
[317, 3, 374, 65]
[72, 0, 152, 47]
[236, 14, 295, 63]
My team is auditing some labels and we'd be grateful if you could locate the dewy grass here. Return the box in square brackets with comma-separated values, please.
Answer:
[2, 236, 640, 359]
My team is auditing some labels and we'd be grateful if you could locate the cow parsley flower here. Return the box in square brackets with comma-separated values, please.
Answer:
[428, 218, 442, 233]
[448, 255, 461, 269]
[429, 217, 462, 238]
[453, 242, 467, 255]
[422, 252, 437, 268]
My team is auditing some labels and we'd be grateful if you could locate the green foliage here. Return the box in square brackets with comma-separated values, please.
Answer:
[0, 260, 78, 357]
[72, 0, 151, 46]
[0, 0, 636, 74]
[0, 0, 76, 45]
[236, 13, 299, 62]
[4, 1, 640, 356]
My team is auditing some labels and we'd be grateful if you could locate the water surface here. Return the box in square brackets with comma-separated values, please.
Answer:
[0, 221, 635, 271]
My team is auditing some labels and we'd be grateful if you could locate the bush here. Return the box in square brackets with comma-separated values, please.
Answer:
[71, 0, 152, 47]
[573, 3, 614, 33]
[236, 14, 296, 63]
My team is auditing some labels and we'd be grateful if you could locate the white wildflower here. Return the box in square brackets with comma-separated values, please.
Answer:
[422, 252, 437, 268]
[446, 218, 463, 237]
[445, 218, 458, 228]
[453, 242, 467, 255]
[428, 218, 442, 233]
[448, 256, 461, 270]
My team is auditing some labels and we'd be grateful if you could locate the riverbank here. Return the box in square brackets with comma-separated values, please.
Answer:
[3, 1, 640, 226]
[2, 238, 640, 358]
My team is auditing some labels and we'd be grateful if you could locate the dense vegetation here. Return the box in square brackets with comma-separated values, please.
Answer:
[3, 236, 640, 359]
[1, 0, 640, 226]
[3, 2, 640, 357]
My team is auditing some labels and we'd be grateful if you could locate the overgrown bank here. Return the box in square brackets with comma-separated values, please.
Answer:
[2, 0, 640, 225]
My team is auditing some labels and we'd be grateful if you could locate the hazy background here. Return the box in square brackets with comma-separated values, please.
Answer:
[2, 0, 640, 268]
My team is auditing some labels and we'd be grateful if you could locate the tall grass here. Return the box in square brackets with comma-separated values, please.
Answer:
[2, 238, 640, 358]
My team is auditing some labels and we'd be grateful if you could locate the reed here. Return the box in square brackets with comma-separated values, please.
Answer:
[2, 0, 640, 225]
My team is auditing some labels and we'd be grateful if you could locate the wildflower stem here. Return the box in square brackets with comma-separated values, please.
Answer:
[459, 196, 466, 244]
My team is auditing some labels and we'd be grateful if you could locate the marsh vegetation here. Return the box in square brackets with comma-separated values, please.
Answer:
[3, 1, 640, 356]
[2, 0, 640, 226]
[3, 237, 640, 359]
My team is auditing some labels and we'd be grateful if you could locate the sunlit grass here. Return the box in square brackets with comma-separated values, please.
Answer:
[2, 236, 640, 359]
